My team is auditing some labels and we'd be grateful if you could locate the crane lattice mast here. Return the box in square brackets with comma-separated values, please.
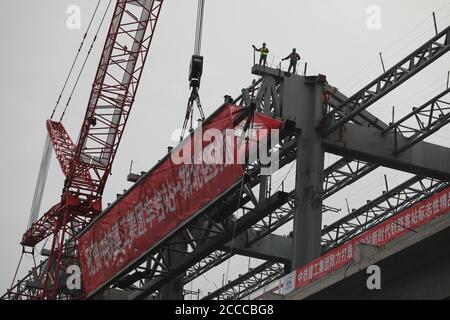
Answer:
[19, 0, 165, 299]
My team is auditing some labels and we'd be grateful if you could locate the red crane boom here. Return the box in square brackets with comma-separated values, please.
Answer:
[20, 0, 164, 299]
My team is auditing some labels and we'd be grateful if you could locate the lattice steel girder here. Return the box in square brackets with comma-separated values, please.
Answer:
[323, 158, 377, 198]
[321, 176, 447, 250]
[243, 200, 295, 247]
[222, 233, 292, 263]
[184, 251, 232, 284]
[324, 25, 450, 135]
[201, 261, 285, 300]
[326, 85, 389, 130]
[220, 267, 284, 301]
[323, 124, 450, 181]
[128, 192, 289, 300]
[219, 177, 447, 300]
[383, 87, 450, 154]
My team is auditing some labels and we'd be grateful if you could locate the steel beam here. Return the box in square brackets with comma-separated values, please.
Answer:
[222, 233, 292, 263]
[323, 124, 450, 180]
[322, 86, 450, 199]
[281, 74, 327, 269]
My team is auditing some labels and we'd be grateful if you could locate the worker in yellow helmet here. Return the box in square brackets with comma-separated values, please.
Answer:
[252, 42, 269, 66]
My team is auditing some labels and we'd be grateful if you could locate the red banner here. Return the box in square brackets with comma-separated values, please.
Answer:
[291, 186, 450, 291]
[78, 105, 283, 295]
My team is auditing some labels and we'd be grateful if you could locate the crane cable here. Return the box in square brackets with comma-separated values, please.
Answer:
[27, 133, 52, 230]
[180, 0, 206, 141]
[194, 0, 205, 56]
[59, 0, 114, 122]
[50, 0, 102, 120]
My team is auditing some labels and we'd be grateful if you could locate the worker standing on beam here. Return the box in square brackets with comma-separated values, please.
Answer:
[253, 42, 269, 66]
[282, 48, 301, 74]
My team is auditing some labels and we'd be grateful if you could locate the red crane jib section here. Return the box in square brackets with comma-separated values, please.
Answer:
[21, 0, 165, 249]
[78, 105, 283, 295]
[46, 120, 94, 186]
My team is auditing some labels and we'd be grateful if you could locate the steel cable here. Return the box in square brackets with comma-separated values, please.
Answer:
[50, 0, 102, 120]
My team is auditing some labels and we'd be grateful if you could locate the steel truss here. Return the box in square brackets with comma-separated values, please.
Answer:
[201, 261, 284, 300]
[324, 25, 450, 135]
[210, 176, 447, 300]
[383, 87, 450, 154]
[4, 21, 450, 301]
[198, 26, 450, 300]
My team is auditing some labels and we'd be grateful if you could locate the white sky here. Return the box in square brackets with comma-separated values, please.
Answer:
[1, 0, 450, 297]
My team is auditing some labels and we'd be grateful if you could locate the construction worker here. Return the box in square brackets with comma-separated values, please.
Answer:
[322, 89, 331, 115]
[253, 42, 269, 66]
[282, 48, 301, 74]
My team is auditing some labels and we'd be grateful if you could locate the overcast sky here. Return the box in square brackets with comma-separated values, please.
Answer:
[1, 0, 450, 297]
